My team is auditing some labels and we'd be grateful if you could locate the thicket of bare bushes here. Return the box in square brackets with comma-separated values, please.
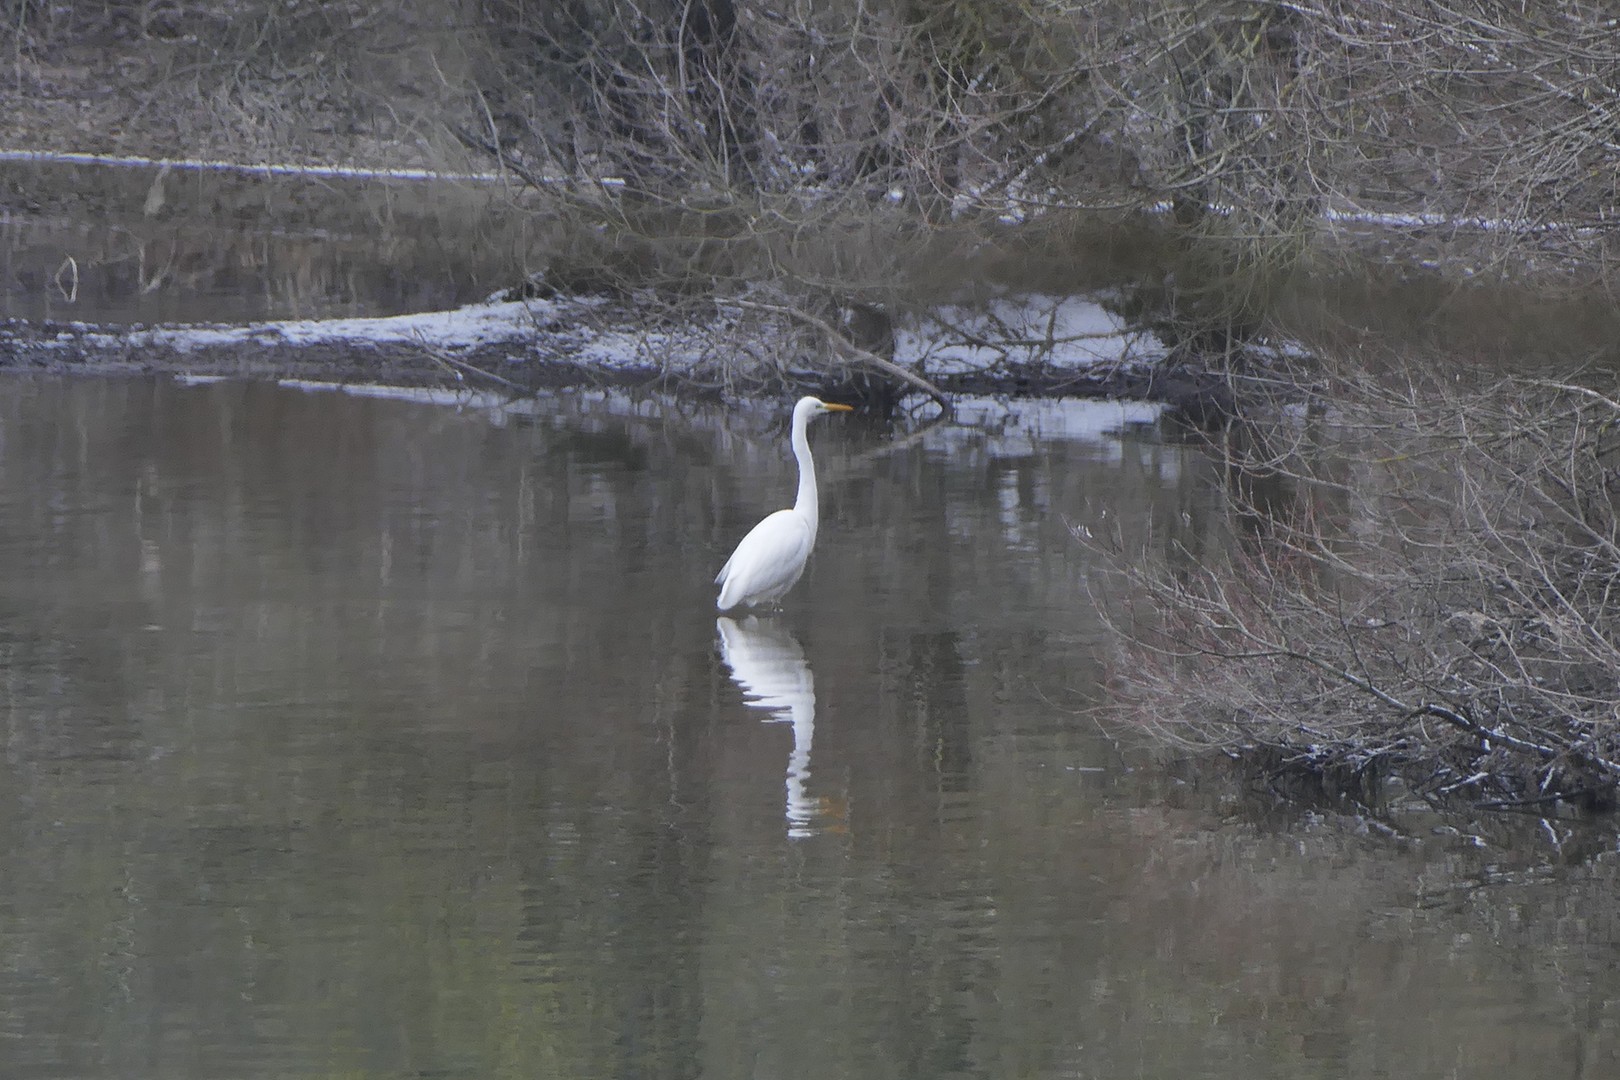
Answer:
[472, 2, 1617, 219]
[452, 0, 1620, 286]
[1092, 364, 1620, 811]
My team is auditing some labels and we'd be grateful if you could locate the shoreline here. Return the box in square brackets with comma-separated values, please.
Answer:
[0, 294, 1236, 418]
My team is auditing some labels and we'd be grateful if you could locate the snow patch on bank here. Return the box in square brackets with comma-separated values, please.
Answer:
[39, 289, 1162, 380]
[48, 296, 662, 365]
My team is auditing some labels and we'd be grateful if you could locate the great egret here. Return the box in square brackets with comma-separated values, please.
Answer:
[715, 396, 853, 611]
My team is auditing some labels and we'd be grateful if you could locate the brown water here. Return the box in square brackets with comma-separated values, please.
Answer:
[0, 376, 1616, 1079]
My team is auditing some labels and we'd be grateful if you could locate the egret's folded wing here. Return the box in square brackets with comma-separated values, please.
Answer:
[715, 510, 812, 607]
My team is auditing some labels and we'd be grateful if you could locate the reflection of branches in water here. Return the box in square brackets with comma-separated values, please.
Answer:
[716, 615, 839, 839]
[841, 409, 952, 467]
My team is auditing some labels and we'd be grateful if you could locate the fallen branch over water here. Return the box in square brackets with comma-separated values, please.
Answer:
[729, 298, 952, 412]
[412, 333, 536, 396]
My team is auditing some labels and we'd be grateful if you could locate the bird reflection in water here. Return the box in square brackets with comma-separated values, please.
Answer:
[715, 616, 843, 839]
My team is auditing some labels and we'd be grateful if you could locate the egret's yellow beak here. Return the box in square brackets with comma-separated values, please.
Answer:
[825, 403, 855, 413]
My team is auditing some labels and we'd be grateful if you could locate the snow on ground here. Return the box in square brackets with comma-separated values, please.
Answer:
[43, 288, 1160, 381]
[264, 301, 567, 349]
[55, 295, 664, 365]
[57, 299, 544, 352]
[43, 293, 738, 377]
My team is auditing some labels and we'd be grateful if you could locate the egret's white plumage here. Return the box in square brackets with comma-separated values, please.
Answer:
[715, 396, 853, 611]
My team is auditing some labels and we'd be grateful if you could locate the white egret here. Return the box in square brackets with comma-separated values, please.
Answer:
[715, 396, 853, 611]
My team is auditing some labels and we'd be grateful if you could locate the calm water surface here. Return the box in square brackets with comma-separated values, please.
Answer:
[1, 377, 1618, 1079]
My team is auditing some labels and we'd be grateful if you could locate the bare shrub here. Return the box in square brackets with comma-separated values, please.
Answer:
[1092, 360, 1620, 810]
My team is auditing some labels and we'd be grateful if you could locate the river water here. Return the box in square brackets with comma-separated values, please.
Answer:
[0, 375, 1616, 1079]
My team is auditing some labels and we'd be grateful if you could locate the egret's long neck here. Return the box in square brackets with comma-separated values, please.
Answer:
[790, 410, 819, 544]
